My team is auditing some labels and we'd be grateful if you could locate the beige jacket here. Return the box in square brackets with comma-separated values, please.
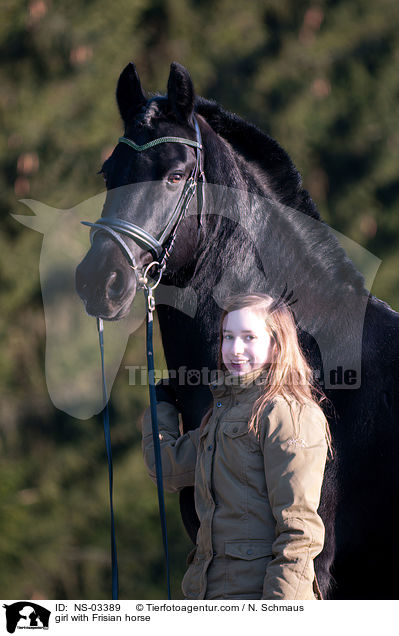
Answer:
[142, 373, 328, 600]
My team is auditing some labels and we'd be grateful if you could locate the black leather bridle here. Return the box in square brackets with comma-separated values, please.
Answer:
[81, 117, 205, 288]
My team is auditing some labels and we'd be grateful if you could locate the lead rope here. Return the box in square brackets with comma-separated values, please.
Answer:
[144, 285, 171, 599]
[96, 264, 170, 600]
[96, 317, 119, 600]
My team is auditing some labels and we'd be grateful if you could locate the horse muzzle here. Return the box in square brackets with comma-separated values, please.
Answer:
[75, 235, 143, 319]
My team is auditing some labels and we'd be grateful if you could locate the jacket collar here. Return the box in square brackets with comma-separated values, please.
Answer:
[208, 365, 270, 401]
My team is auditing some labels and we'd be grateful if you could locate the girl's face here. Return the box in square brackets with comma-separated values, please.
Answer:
[222, 307, 274, 375]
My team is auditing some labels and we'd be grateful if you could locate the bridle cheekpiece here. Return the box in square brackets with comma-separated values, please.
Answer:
[81, 117, 205, 291]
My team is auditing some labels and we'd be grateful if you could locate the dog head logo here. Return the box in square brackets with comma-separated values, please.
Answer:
[2, 602, 50, 633]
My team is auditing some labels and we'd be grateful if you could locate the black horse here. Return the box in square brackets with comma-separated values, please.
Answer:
[76, 62, 399, 599]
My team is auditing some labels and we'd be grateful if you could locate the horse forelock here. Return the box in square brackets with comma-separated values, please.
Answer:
[128, 94, 167, 129]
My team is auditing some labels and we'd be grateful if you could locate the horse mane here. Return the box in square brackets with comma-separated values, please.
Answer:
[195, 96, 320, 221]
[129, 93, 367, 301]
[134, 93, 318, 221]
[193, 96, 368, 301]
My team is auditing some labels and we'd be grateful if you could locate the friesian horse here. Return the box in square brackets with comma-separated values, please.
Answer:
[76, 62, 399, 599]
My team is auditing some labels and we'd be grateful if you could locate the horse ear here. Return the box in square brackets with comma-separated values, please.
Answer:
[116, 62, 146, 124]
[11, 200, 60, 234]
[167, 62, 195, 124]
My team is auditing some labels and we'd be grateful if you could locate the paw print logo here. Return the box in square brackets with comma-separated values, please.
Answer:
[187, 370, 201, 385]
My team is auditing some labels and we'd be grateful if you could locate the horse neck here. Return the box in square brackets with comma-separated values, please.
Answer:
[194, 120, 368, 360]
[157, 117, 369, 377]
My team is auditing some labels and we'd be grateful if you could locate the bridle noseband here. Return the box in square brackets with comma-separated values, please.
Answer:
[81, 117, 205, 290]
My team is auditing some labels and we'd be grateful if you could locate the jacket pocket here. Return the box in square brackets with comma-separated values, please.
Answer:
[222, 421, 261, 454]
[225, 540, 273, 597]
[223, 421, 249, 438]
[225, 539, 273, 559]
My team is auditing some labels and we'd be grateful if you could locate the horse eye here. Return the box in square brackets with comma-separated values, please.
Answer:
[167, 173, 183, 184]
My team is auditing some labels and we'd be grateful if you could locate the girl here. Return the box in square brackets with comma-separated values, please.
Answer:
[142, 293, 331, 600]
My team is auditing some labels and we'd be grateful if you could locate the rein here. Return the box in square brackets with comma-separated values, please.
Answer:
[82, 117, 204, 599]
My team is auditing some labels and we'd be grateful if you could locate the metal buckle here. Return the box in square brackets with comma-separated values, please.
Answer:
[137, 260, 165, 291]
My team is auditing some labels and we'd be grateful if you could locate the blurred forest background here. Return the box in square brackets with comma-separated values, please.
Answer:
[1, 0, 399, 599]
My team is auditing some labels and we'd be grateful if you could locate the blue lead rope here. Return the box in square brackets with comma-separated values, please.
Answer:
[96, 292, 171, 600]
[97, 317, 119, 600]
[145, 290, 171, 599]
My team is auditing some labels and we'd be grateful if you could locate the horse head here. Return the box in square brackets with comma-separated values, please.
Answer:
[76, 62, 206, 320]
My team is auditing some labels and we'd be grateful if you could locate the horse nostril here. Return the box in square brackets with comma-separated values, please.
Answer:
[107, 270, 125, 300]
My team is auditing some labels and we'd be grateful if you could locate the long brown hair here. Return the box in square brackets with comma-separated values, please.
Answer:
[202, 292, 333, 457]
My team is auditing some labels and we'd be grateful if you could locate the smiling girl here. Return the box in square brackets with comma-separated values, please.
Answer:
[142, 293, 331, 600]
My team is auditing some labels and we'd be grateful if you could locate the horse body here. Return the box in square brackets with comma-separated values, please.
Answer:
[76, 62, 399, 599]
